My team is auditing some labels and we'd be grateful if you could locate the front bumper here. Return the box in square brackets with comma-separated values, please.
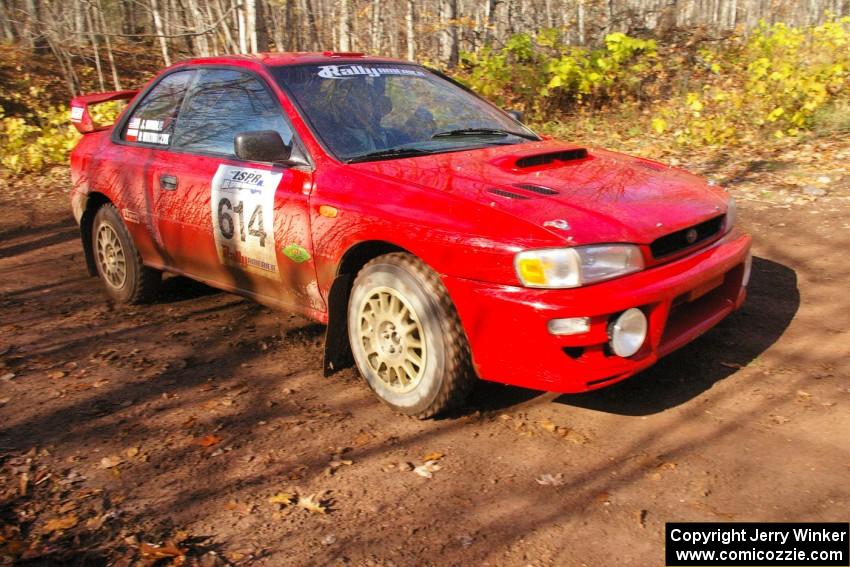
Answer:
[442, 230, 752, 393]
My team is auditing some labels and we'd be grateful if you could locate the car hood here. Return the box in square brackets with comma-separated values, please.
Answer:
[350, 139, 729, 245]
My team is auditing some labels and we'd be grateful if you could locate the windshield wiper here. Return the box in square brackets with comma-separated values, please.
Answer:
[431, 128, 538, 140]
[346, 146, 434, 163]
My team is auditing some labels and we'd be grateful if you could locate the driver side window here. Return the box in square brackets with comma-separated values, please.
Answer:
[172, 68, 293, 157]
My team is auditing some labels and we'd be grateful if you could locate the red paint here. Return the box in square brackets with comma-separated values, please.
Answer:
[70, 53, 752, 394]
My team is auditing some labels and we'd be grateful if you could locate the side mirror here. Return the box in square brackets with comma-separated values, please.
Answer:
[506, 109, 524, 123]
[234, 130, 298, 164]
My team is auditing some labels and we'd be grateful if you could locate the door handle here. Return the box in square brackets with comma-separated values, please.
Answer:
[159, 174, 178, 191]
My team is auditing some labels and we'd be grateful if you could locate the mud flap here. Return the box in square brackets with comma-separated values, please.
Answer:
[323, 273, 355, 376]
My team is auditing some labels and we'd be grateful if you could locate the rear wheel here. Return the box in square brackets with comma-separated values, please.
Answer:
[92, 204, 161, 304]
[347, 253, 474, 418]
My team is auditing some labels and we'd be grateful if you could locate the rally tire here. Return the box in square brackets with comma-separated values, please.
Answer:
[348, 252, 475, 418]
[92, 204, 161, 304]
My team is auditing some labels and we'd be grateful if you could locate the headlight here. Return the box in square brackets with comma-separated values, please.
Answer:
[515, 244, 644, 288]
[724, 196, 737, 233]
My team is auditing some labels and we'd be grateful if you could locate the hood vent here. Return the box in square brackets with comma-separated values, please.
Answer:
[515, 148, 588, 169]
[513, 183, 559, 196]
[487, 188, 532, 200]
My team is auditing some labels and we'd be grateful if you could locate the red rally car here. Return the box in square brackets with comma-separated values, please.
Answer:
[69, 52, 752, 418]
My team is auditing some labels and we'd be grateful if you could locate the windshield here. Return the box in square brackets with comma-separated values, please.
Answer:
[271, 63, 538, 162]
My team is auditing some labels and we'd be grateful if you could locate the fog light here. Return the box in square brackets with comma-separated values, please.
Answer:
[609, 308, 647, 357]
[742, 250, 752, 287]
[548, 317, 590, 336]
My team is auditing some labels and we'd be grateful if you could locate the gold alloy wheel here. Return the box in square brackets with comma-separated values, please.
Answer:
[357, 286, 427, 393]
[95, 223, 127, 289]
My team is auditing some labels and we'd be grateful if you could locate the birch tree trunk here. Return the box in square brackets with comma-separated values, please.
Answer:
[97, 1, 122, 90]
[85, 3, 106, 91]
[339, 0, 351, 50]
[406, 0, 416, 60]
[245, 0, 258, 53]
[0, 0, 16, 41]
[370, 0, 381, 51]
[150, 0, 171, 65]
[577, 0, 585, 45]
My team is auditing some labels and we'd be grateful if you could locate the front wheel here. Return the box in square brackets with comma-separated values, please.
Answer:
[92, 204, 161, 304]
[347, 253, 475, 418]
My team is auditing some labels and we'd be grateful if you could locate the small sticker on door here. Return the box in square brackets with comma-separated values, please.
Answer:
[211, 165, 282, 277]
[282, 243, 311, 263]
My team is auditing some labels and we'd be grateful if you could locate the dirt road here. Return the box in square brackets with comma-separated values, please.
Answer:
[1, 142, 848, 566]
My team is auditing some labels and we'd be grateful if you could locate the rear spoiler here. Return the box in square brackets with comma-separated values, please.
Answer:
[70, 89, 138, 134]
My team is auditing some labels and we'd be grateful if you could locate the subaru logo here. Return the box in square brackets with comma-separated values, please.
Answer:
[685, 228, 699, 244]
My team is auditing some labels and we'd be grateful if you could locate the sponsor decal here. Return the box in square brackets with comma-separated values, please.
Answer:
[121, 209, 140, 223]
[211, 165, 282, 278]
[140, 119, 163, 131]
[137, 131, 169, 144]
[317, 64, 426, 79]
[70, 106, 85, 122]
[543, 219, 570, 230]
[282, 243, 311, 263]
[126, 117, 168, 144]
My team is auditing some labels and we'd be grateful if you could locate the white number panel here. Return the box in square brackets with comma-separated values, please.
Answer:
[210, 164, 282, 278]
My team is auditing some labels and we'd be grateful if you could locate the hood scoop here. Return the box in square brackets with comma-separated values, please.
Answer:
[514, 148, 588, 169]
[487, 188, 532, 200]
[513, 183, 559, 196]
[487, 183, 561, 200]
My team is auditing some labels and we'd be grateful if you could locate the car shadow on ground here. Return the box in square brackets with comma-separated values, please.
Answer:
[467, 256, 799, 417]
[156, 274, 223, 303]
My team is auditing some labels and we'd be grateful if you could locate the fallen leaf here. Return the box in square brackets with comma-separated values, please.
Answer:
[413, 460, 442, 479]
[1, 373, 15, 381]
[125, 447, 139, 458]
[538, 419, 558, 433]
[0, 397, 10, 405]
[352, 431, 373, 447]
[43, 514, 78, 532]
[99, 455, 123, 469]
[535, 473, 566, 486]
[298, 493, 328, 514]
[595, 491, 612, 505]
[193, 434, 222, 448]
[47, 370, 66, 379]
[58, 501, 78, 514]
[268, 492, 296, 506]
[421, 452, 444, 462]
[224, 500, 253, 515]
[139, 542, 187, 559]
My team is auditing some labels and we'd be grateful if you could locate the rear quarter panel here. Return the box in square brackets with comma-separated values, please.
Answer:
[70, 129, 168, 267]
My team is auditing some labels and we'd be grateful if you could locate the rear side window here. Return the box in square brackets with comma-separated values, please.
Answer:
[123, 70, 194, 146]
[172, 69, 293, 157]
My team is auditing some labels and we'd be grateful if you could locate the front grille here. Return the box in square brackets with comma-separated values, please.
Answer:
[650, 215, 724, 259]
